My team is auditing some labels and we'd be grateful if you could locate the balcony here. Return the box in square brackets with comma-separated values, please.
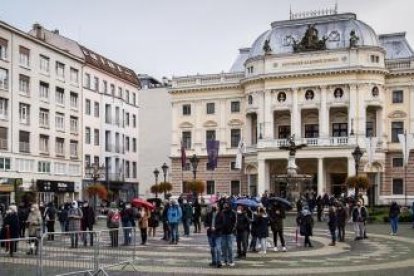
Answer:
[19, 142, 30, 153]
[257, 137, 357, 149]
[0, 138, 7, 150]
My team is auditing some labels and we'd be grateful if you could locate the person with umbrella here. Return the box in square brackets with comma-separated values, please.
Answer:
[256, 207, 269, 255]
[235, 205, 250, 259]
[269, 202, 287, 252]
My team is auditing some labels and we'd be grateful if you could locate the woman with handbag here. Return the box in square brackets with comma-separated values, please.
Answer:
[26, 204, 42, 255]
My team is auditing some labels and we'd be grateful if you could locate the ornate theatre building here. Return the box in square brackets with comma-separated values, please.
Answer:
[169, 11, 414, 205]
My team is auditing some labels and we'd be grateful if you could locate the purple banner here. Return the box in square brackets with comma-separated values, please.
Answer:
[207, 140, 220, 170]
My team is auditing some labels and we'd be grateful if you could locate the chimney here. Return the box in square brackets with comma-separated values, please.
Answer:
[32, 23, 45, 40]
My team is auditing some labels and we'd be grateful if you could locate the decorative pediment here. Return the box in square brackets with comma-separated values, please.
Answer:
[203, 120, 218, 128]
[179, 122, 193, 129]
[228, 119, 244, 127]
[331, 112, 348, 120]
[388, 110, 407, 119]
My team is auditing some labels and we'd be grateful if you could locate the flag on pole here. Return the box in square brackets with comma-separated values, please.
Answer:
[235, 139, 245, 169]
[398, 133, 414, 166]
[180, 140, 187, 168]
[365, 137, 378, 165]
[207, 140, 220, 170]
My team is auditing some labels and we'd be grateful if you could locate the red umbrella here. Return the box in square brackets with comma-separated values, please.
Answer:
[131, 198, 154, 210]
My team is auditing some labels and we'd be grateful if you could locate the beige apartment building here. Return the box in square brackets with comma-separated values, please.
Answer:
[169, 12, 414, 205]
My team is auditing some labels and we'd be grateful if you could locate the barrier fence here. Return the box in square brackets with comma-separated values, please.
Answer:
[0, 227, 138, 276]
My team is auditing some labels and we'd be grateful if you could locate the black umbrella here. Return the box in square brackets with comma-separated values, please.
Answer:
[147, 198, 162, 207]
[269, 197, 293, 210]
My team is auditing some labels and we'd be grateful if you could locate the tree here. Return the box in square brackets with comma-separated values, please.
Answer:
[158, 182, 173, 199]
[84, 184, 108, 211]
[346, 176, 371, 198]
[150, 184, 161, 198]
[185, 180, 205, 196]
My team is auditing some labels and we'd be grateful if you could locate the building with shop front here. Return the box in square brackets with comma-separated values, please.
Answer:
[169, 11, 414, 205]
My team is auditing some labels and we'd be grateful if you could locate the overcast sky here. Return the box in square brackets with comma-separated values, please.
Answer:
[1, 0, 413, 79]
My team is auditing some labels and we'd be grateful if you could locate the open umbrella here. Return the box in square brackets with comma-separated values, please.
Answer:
[269, 197, 293, 210]
[131, 198, 154, 210]
[235, 198, 260, 208]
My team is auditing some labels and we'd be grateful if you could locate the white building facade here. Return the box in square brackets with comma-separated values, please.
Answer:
[169, 12, 414, 205]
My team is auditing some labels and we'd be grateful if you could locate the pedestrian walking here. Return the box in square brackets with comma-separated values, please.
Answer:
[235, 205, 250, 259]
[298, 206, 314, 248]
[44, 202, 56, 241]
[138, 207, 150, 245]
[316, 195, 323, 222]
[389, 201, 400, 236]
[68, 201, 83, 248]
[167, 199, 182, 244]
[81, 201, 95, 246]
[336, 203, 347, 242]
[249, 208, 258, 252]
[193, 199, 202, 233]
[352, 201, 368, 241]
[328, 206, 337, 246]
[161, 200, 170, 240]
[148, 206, 160, 237]
[58, 203, 69, 232]
[3, 205, 20, 257]
[39, 202, 46, 234]
[256, 207, 269, 255]
[182, 200, 193, 236]
[269, 202, 287, 252]
[121, 203, 135, 245]
[215, 202, 236, 267]
[107, 203, 120, 247]
[204, 205, 222, 268]
[17, 202, 28, 237]
[26, 204, 42, 255]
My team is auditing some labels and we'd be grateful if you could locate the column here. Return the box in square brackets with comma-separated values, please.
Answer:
[410, 86, 414, 133]
[257, 91, 265, 139]
[317, 158, 325, 195]
[319, 86, 329, 140]
[257, 159, 269, 195]
[376, 108, 384, 139]
[348, 84, 357, 137]
[357, 84, 366, 144]
[291, 88, 301, 138]
[245, 114, 252, 146]
[347, 157, 356, 176]
[263, 90, 273, 139]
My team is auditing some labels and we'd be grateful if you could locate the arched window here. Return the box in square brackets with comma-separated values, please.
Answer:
[305, 89, 315, 100]
[277, 92, 287, 102]
[372, 86, 379, 97]
[248, 95, 253, 105]
[334, 88, 344, 98]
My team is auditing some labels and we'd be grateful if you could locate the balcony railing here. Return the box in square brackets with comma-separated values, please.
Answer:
[19, 142, 30, 153]
[0, 138, 7, 150]
[257, 137, 357, 149]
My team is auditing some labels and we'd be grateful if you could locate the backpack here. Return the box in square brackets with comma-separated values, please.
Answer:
[110, 211, 120, 228]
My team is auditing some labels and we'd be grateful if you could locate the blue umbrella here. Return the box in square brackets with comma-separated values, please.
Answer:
[269, 197, 293, 210]
[235, 198, 260, 208]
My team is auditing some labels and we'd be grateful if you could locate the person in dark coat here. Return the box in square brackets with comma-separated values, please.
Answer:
[327, 206, 337, 246]
[389, 201, 400, 236]
[58, 203, 69, 232]
[336, 203, 347, 242]
[235, 205, 250, 259]
[44, 202, 56, 241]
[204, 205, 221, 267]
[193, 199, 202, 233]
[255, 207, 269, 254]
[269, 202, 286, 252]
[3, 205, 20, 257]
[316, 195, 323, 222]
[18, 203, 29, 237]
[249, 209, 259, 252]
[215, 202, 236, 266]
[297, 207, 314, 248]
[161, 201, 170, 241]
[181, 200, 193, 236]
[81, 201, 95, 246]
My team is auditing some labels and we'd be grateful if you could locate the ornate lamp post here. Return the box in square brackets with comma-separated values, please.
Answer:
[189, 154, 199, 180]
[161, 162, 169, 183]
[153, 168, 160, 198]
[352, 146, 363, 197]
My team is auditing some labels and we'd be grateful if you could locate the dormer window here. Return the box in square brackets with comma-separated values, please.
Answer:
[247, 66, 254, 74]
[372, 86, 379, 97]
[305, 89, 314, 100]
[334, 88, 344, 98]
[277, 92, 286, 103]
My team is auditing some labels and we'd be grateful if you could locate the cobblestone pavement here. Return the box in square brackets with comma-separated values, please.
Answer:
[1, 217, 414, 275]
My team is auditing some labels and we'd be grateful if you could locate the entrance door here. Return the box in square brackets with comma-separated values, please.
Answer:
[330, 173, 347, 197]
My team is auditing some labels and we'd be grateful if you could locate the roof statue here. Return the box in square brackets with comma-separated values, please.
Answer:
[262, 39, 272, 54]
[349, 30, 360, 48]
[292, 24, 328, 52]
[279, 135, 306, 157]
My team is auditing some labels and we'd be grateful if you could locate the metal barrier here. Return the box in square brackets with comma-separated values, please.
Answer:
[0, 236, 41, 276]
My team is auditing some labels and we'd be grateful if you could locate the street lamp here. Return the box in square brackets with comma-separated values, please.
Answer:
[161, 163, 169, 183]
[85, 162, 105, 209]
[189, 154, 199, 180]
[153, 168, 160, 198]
[352, 146, 363, 197]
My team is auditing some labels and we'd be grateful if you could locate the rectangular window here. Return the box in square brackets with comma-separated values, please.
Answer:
[206, 130, 216, 144]
[70, 67, 79, 84]
[19, 131, 30, 153]
[103, 80, 108, 93]
[85, 99, 91, 115]
[183, 162, 191, 171]
[55, 112, 64, 130]
[182, 104, 191, 115]
[392, 178, 404, 195]
[206, 103, 215, 114]
[38, 161, 51, 173]
[133, 93, 136, 105]
[54, 162, 66, 174]
[94, 129, 99, 146]
[392, 90, 403, 104]
[231, 180, 240, 195]
[19, 74, 30, 95]
[39, 134, 49, 154]
[206, 180, 215, 195]
[19, 46, 30, 67]
[56, 62, 65, 79]
[84, 155, 91, 167]
[332, 123, 348, 137]
[94, 77, 99, 91]
[0, 68, 8, 90]
[182, 131, 192, 149]
[125, 161, 130, 178]
[70, 92, 78, 109]
[70, 116, 78, 134]
[105, 104, 111, 124]
[125, 112, 130, 126]
[85, 127, 91, 144]
[118, 87, 123, 98]
[125, 136, 130, 151]
[70, 140, 78, 157]
[366, 121, 375, 137]
[231, 101, 240, 113]
[115, 133, 120, 153]
[231, 129, 241, 148]
[39, 108, 49, 128]
[56, 87, 64, 105]
[84, 73, 91, 88]
[0, 157, 11, 171]
[39, 81, 49, 100]
[132, 114, 136, 128]
[19, 103, 30, 125]
[278, 125, 291, 139]
[132, 162, 137, 178]
[132, 138, 137, 152]
[94, 156, 99, 165]
[55, 137, 64, 156]
[125, 90, 130, 103]
[392, 157, 403, 168]
[94, 102, 99, 117]
[115, 106, 120, 126]
[110, 84, 115, 95]
[391, 122, 404, 143]
[105, 131, 111, 152]
[16, 158, 34, 172]
[0, 97, 8, 120]
[0, 38, 7, 60]
[304, 124, 319, 138]
[39, 55, 49, 73]
[230, 161, 238, 171]
[0, 127, 7, 150]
